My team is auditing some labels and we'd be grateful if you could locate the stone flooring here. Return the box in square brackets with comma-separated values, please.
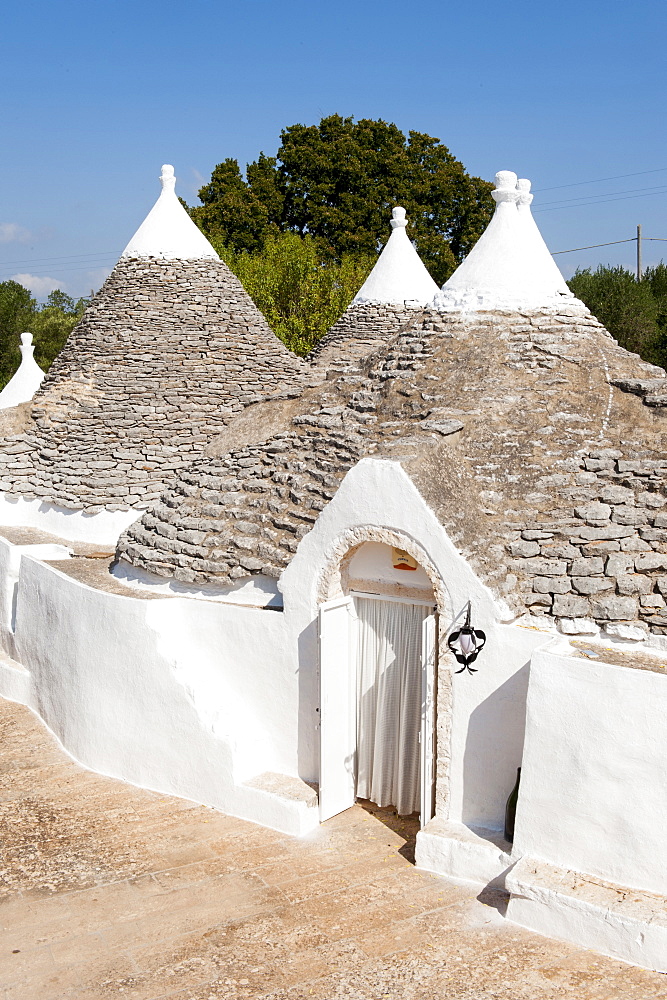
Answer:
[0, 698, 665, 1000]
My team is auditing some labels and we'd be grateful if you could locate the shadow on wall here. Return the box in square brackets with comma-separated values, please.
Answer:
[297, 618, 319, 784]
[462, 662, 530, 828]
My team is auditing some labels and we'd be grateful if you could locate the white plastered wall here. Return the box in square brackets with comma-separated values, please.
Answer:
[506, 640, 667, 970]
[279, 457, 549, 831]
[512, 642, 667, 893]
[0, 536, 72, 658]
[4, 552, 316, 833]
[0, 493, 139, 545]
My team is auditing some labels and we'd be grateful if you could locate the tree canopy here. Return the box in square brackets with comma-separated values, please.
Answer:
[0, 281, 88, 389]
[190, 115, 494, 286]
[568, 263, 667, 370]
[214, 232, 374, 356]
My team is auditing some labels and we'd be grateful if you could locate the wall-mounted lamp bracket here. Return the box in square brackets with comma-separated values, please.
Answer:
[447, 601, 487, 675]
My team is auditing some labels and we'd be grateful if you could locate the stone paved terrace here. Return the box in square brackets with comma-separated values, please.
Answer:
[1, 697, 665, 1000]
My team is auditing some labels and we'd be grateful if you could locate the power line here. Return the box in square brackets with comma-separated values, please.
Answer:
[554, 234, 667, 258]
[534, 187, 667, 213]
[552, 239, 636, 254]
[537, 183, 667, 209]
[0, 262, 114, 280]
[537, 167, 667, 193]
[0, 250, 121, 267]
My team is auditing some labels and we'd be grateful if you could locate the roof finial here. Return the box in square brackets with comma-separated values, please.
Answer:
[0, 331, 45, 410]
[516, 178, 534, 208]
[492, 170, 519, 204]
[390, 206, 408, 229]
[350, 204, 438, 305]
[160, 164, 176, 193]
[433, 167, 583, 312]
[20, 331, 34, 352]
[121, 164, 219, 260]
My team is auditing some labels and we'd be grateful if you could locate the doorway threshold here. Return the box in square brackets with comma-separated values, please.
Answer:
[415, 817, 512, 888]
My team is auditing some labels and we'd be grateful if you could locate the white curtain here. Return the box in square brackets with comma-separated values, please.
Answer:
[354, 597, 429, 816]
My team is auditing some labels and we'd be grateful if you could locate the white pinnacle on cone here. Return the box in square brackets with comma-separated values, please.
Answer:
[353, 207, 439, 306]
[0, 333, 45, 410]
[434, 171, 583, 312]
[122, 165, 219, 261]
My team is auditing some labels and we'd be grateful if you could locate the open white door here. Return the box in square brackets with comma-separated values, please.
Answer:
[319, 596, 356, 822]
[420, 613, 436, 828]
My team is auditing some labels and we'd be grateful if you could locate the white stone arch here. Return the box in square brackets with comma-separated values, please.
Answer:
[281, 457, 501, 631]
[315, 523, 451, 617]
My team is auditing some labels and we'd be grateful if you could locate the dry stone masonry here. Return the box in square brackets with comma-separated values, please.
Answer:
[0, 257, 311, 512]
[308, 206, 439, 372]
[117, 299, 667, 638]
[307, 302, 433, 372]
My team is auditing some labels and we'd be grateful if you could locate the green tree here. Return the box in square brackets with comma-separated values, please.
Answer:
[215, 231, 374, 355]
[567, 265, 665, 368]
[30, 290, 88, 373]
[190, 115, 494, 285]
[0, 282, 88, 390]
[0, 280, 36, 387]
[276, 117, 490, 281]
[191, 158, 276, 253]
[645, 262, 667, 336]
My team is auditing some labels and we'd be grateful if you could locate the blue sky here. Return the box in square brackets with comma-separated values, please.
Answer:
[1, 0, 666, 298]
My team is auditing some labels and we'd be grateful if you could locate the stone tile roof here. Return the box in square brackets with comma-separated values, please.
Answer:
[307, 302, 435, 372]
[117, 302, 667, 633]
[0, 257, 311, 512]
[308, 207, 439, 373]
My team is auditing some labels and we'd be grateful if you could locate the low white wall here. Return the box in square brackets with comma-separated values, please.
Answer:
[0, 494, 139, 545]
[0, 537, 71, 656]
[113, 559, 283, 608]
[514, 641, 667, 895]
[0, 456, 549, 843]
[13, 555, 301, 816]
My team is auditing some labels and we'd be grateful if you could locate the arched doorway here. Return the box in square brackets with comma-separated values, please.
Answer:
[318, 541, 437, 828]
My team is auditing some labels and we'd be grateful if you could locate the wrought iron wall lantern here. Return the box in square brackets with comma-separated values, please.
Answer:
[447, 602, 486, 675]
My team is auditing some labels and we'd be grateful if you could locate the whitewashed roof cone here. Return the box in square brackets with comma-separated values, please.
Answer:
[352, 207, 439, 306]
[433, 171, 585, 312]
[0, 333, 45, 411]
[121, 165, 219, 261]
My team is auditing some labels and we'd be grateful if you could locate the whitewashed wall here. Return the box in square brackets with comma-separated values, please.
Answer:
[0, 494, 138, 545]
[513, 642, 667, 894]
[11, 554, 315, 833]
[0, 536, 71, 657]
[0, 457, 547, 844]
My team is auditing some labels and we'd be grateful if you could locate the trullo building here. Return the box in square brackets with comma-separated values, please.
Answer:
[0, 165, 310, 544]
[0, 167, 665, 973]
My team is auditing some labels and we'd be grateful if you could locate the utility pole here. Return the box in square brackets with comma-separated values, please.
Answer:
[637, 224, 642, 281]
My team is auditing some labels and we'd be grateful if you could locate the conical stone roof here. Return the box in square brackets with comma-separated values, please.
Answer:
[118, 301, 667, 637]
[0, 166, 310, 513]
[308, 207, 439, 372]
[117, 169, 667, 638]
